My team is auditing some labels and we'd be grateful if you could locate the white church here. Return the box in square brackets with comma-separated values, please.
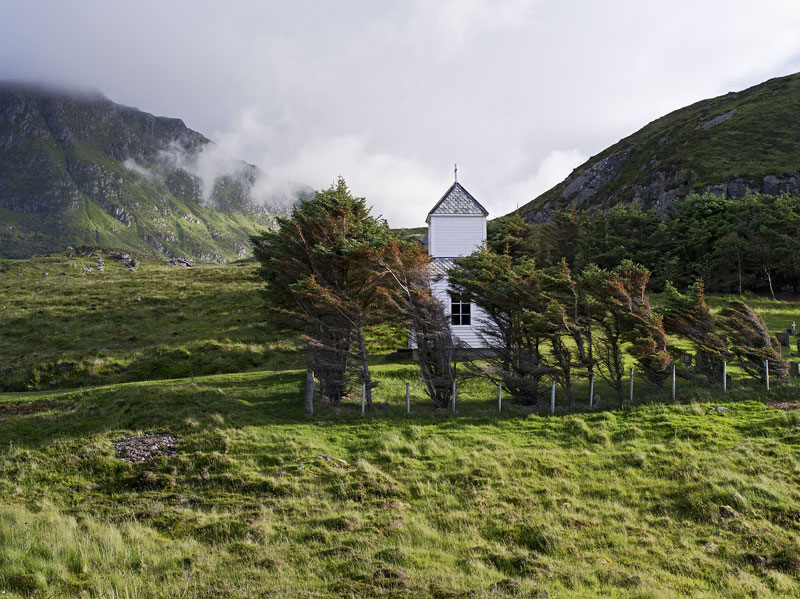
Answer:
[420, 176, 492, 350]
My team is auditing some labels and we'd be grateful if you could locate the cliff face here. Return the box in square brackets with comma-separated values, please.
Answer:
[0, 83, 308, 260]
[518, 72, 800, 223]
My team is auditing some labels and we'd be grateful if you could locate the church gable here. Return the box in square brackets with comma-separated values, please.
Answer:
[426, 182, 489, 221]
[427, 180, 488, 259]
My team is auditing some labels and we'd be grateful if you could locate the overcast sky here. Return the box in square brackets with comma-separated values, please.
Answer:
[2, 0, 800, 226]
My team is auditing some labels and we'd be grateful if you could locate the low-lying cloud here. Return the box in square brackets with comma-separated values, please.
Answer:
[123, 139, 307, 213]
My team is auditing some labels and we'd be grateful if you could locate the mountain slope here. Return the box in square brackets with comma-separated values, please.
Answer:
[519, 72, 800, 222]
[0, 83, 309, 260]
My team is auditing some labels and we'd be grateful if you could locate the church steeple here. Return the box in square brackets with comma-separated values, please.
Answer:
[426, 179, 488, 258]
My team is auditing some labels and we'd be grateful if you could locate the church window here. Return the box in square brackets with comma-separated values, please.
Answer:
[451, 294, 471, 326]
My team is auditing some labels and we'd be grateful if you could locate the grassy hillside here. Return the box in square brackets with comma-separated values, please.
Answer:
[0, 250, 297, 391]
[2, 250, 796, 393]
[518, 71, 800, 222]
[3, 369, 800, 598]
[0, 250, 408, 392]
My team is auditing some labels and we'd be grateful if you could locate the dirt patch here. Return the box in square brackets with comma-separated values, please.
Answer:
[113, 434, 178, 463]
[766, 400, 800, 411]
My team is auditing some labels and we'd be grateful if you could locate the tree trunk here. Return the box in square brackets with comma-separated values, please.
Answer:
[765, 266, 776, 300]
[737, 256, 742, 296]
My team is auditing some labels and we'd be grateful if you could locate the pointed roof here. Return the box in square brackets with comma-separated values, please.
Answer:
[426, 182, 489, 223]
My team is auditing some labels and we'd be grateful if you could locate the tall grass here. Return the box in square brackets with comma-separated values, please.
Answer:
[1, 368, 800, 597]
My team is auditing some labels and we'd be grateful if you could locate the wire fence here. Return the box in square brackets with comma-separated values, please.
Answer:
[304, 354, 799, 417]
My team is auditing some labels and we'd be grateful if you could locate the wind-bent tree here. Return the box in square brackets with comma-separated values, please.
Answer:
[251, 177, 392, 406]
[544, 260, 593, 404]
[378, 238, 456, 408]
[580, 261, 673, 390]
[448, 250, 558, 406]
[661, 281, 732, 386]
[578, 265, 628, 397]
[613, 261, 674, 387]
[716, 300, 789, 384]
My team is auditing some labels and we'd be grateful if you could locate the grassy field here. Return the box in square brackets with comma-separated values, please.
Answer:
[0, 250, 300, 391]
[3, 253, 800, 597]
[2, 369, 800, 598]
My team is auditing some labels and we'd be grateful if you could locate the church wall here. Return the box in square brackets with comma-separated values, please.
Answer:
[428, 215, 486, 257]
[432, 278, 490, 349]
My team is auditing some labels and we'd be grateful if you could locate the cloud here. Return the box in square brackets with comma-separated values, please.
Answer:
[408, 0, 542, 58]
[191, 106, 443, 223]
[254, 132, 446, 227]
[124, 136, 304, 212]
[204, 104, 587, 226]
[122, 158, 160, 184]
[3, 1, 800, 228]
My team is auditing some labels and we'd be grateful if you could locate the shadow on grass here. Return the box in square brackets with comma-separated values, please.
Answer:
[0, 284, 289, 391]
[3, 365, 798, 451]
[0, 370, 309, 448]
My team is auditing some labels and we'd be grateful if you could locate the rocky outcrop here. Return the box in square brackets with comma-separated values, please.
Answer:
[527, 147, 634, 223]
[529, 164, 800, 223]
[561, 146, 634, 208]
[699, 108, 737, 130]
[702, 174, 800, 199]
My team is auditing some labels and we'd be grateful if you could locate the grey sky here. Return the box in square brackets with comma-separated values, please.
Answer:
[2, 0, 800, 226]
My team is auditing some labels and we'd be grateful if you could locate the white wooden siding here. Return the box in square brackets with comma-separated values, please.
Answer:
[431, 279, 492, 349]
[429, 215, 485, 258]
[409, 281, 492, 349]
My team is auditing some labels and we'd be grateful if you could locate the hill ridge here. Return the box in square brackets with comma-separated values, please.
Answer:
[519, 71, 800, 222]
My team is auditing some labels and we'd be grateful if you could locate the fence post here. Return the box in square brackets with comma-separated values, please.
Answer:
[498, 382, 502, 412]
[765, 359, 770, 391]
[305, 368, 314, 417]
[629, 368, 634, 403]
[361, 382, 366, 414]
[550, 380, 556, 414]
[589, 373, 595, 409]
[405, 382, 410, 414]
[722, 361, 727, 393]
[452, 379, 456, 413]
[671, 363, 676, 401]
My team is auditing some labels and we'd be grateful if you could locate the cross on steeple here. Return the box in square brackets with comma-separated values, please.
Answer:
[454, 163, 458, 183]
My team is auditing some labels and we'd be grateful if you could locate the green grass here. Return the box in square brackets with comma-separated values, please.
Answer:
[3, 256, 800, 597]
[0, 251, 298, 392]
[2, 369, 800, 597]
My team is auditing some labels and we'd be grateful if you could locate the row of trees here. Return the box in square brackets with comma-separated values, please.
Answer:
[253, 180, 790, 412]
[519, 192, 800, 296]
[455, 215, 789, 405]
